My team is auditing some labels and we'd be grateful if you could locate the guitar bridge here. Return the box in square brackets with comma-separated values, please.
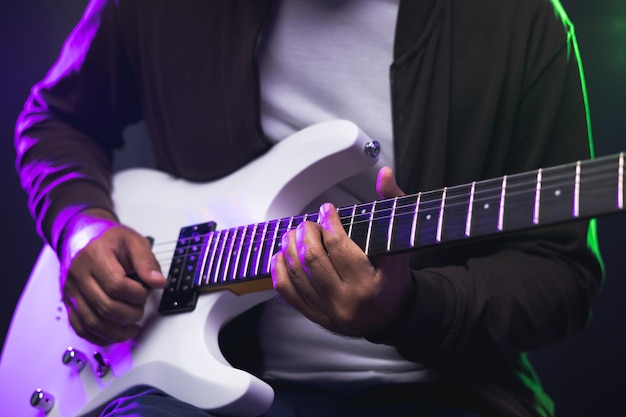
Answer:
[158, 221, 217, 314]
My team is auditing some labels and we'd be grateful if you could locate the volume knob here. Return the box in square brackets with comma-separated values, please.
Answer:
[30, 389, 55, 413]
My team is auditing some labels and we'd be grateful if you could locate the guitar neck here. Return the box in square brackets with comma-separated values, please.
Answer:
[349, 152, 624, 255]
[159, 152, 624, 314]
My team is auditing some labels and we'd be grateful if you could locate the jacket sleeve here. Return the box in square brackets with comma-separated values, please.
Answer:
[379, 0, 604, 365]
[14, 0, 140, 252]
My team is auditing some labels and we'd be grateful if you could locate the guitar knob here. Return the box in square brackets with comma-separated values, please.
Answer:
[364, 140, 381, 158]
[93, 351, 110, 377]
[62, 347, 88, 371]
[30, 389, 55, 413]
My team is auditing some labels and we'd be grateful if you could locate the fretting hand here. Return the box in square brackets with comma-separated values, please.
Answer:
[271, 167, 414, 339]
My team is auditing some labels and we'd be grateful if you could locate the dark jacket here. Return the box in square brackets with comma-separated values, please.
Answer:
[15, 0, 604, 415]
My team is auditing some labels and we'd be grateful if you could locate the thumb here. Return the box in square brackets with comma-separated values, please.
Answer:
[124, 234, 167, 289]
[376, 166, 406, 199]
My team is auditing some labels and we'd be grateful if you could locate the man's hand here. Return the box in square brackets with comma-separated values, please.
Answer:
[271, 167, 414, 339]
[58, 208, 167, 346]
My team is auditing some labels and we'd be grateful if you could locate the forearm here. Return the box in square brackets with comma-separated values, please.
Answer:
[387, 3, 602, 365]
[386, 221, 603, 365]
[16, 117, 117, 252]
[14, 0, 139, 251]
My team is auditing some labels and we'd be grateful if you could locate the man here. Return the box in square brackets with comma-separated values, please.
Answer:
[15, 0, 603, 416]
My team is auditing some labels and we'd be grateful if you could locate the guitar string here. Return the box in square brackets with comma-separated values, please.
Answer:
[150, 162, 621, 265]
[150, 161, 621, 267]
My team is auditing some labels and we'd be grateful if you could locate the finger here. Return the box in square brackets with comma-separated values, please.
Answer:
[271, 250, 335, 330]
[289, 211, 365, 328]
[316, 203, 374, 284]
[271, 250, 301, 305]
[69, 236, 150, 322]
[65, 290, 140, 345]
[279, 227, 326, 298]
[376, 166, 406, 199]
[273, 229, 330, 311]
[271, 248, 316, 313]
[67, 225, 156, 306]
[72, 264, 147, 324]
[294, 221, 337, 289]
[86, 248, 152, 307]
[121, 234, 167, 289]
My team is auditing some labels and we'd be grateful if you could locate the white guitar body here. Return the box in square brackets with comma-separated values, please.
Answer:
[0, 121, 379, 416]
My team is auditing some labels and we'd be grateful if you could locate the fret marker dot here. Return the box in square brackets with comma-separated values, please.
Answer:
[555, 190, 561, 197]
[361, 209, 367, 214]
[426, 214, 432, 220]
[484, 203, 490, 210]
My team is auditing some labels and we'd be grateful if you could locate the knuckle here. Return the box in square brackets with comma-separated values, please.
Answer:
[128, 306, 145, 322]
[93, 297, 117, 321]
[80, 313, 102, 335]
[324, 231, 342, 247]
[284, 254, 303, 276]
[335, 307, 359, 330]
[106, 281, 125, 298]
[104, 275, 133, 299]
[300, 245, 326, 269]
[273, 277, 289, 294]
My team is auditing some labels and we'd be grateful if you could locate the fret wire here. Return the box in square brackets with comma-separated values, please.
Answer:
[534, 169, 542, 225]
[214, 229, 229, 283]
[436, 188, 447, 243]
[387, 197, 398, 252]
[231, 225, 246, 280]
[281, 216, 295, 256]
[222, 228, 237, 281]
[269, 219, 282, 271]
[261, 219, 279, 275]
[253, 222, 269, 277]
[617, 152, 624, 210]
[410, 192, 421, 247]
[498, 176, 507, 231]
[206, 230, 222, 284]
[466, 182, 476, 237]
[286, 216, 295, 245]
[364, 201, 376, 255]
[574, 161, 581, 217]
[197, 231, 215, 286]
[241, 223, 257, 279]
[347, 204, 357, 239]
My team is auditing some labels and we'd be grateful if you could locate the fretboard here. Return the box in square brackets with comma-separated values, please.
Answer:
[159, 152, 624, 313]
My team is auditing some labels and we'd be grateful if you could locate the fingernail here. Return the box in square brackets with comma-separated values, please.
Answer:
[281, 233, 289, 249]
[319, 202, 331, 220]
[151, 270, 166, 280]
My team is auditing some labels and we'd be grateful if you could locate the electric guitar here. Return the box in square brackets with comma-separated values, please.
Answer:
[0, 120, 623, 416]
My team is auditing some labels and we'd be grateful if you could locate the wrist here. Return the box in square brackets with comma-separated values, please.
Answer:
[56, 206, 119, 261]
[368, 275, 417, 345]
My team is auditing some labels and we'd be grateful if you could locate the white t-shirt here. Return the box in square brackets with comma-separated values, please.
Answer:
[258, 0, 436, 384]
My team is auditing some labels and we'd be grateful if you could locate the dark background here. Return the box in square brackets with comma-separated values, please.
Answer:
[1, 1, 624, 415]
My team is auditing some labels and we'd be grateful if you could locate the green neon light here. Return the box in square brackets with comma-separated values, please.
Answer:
[549, 0, 595, 158]
[521, 4, 605, 417]
[549, 0, 605, 282]
[518, 352, 555, 417]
